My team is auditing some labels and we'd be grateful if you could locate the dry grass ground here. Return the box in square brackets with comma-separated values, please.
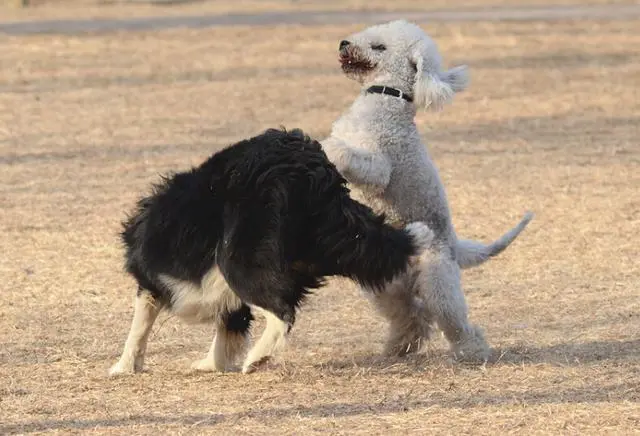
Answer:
[2, 0, 639, 22]
[1, 12, 639, 436]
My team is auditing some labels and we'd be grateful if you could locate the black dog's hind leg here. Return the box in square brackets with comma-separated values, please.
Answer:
[242, 306, 292, 374]
[110, 289, 162, 376]
[191, 303, 253, 373]
[218, 244, 316, 373]
[217, 201, 320, 373]
[220, 261, 310, 374]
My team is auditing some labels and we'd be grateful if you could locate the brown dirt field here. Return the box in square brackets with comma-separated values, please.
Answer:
[2, 0, 639, 22]
[1, 15, 639, 436]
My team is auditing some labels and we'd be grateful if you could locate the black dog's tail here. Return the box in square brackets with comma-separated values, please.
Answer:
[315, 197, 433, 290]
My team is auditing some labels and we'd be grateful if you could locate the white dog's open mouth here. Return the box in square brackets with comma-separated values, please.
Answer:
[339, 51, 375, 75]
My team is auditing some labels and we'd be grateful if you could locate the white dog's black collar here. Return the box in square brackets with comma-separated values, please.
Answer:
[366, 86, 413, 103]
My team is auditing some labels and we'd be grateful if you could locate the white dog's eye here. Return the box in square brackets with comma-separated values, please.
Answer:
[371, 43, 386, 51]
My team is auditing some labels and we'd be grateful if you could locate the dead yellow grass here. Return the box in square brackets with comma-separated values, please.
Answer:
[1, 16, 639, 435]
[1, 0, 638, 22]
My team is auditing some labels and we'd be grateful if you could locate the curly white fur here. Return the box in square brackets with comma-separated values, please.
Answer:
[322, 20, 534, 362]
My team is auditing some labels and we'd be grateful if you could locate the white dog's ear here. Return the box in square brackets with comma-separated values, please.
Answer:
[412, 46, 469, 111]
[440, 65, 469, 93]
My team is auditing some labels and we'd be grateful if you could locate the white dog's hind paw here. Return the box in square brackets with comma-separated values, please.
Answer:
[385, 335, 425, 357]
[452, 325, 491, 364]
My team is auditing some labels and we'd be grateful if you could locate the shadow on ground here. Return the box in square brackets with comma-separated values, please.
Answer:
[2, 374, 636, 433]
[317, 338, 640, 371]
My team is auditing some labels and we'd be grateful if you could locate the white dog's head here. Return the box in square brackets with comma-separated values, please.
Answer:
[338, 20, 468, 111]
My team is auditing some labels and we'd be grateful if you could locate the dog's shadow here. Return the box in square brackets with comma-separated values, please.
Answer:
[490, 338, 639, 366]
[314, 338, 640, 373]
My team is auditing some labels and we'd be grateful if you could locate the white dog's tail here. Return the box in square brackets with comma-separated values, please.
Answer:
[456, 212, 534, 269]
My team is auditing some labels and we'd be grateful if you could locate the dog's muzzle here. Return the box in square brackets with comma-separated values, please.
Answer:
[338, 42, 374, 74]
[339, 40, 351, 59]
[339, 40, 350, 52]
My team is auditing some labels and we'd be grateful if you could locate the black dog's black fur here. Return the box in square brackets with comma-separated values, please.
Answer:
[122, 128, 422, 338]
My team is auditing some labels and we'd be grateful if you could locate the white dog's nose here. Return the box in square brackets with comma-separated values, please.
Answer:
[339, 40, 350, 50]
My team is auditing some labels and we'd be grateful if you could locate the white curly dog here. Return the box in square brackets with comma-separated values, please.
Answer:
[321, 20, 533, 362]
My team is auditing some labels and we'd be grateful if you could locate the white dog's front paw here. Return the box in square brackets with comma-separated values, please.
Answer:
[322, 140, 353, 172]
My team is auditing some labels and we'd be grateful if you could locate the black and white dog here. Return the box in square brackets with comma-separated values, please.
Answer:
[110, 128, 433, 375]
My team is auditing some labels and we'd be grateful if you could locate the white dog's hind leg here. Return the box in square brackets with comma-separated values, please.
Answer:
[242, 308, 288, 374]
[367, 271, 434, 356]
[417, 252, 491, 363]
[109, 290, 161, 376]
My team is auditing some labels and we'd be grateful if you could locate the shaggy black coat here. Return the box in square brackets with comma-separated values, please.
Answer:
[122, 128, 420, 334]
